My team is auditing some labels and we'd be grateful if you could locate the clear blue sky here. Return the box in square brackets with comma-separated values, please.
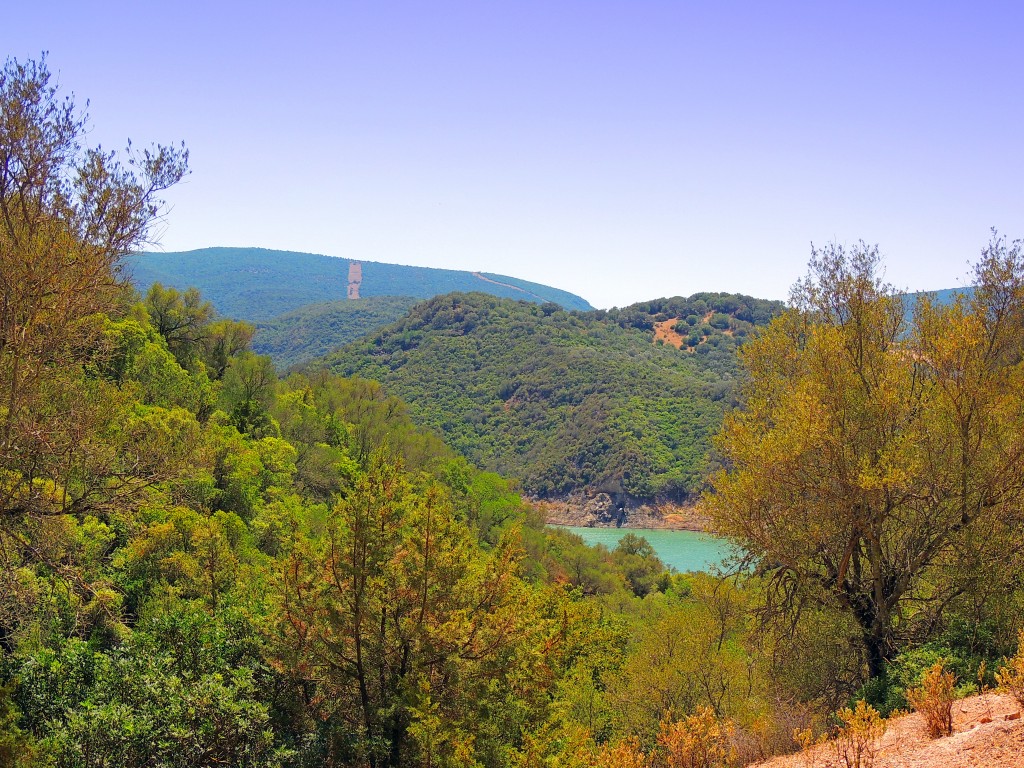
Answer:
[5, 1, 1023, 308]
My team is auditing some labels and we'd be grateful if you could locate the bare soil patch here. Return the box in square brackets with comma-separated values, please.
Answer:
[754, 693, 1024, 768]
[654, 318, 686, 349]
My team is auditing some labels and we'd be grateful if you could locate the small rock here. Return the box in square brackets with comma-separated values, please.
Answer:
[1005, 712, 1020, 721]
[979, 716, 992, 724]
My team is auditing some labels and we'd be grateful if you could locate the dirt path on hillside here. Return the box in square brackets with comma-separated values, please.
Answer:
[471, 272, 547, 302]
[347, 261, 362, 299]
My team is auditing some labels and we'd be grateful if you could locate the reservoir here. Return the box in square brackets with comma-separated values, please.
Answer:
[558, 526, 736, 573]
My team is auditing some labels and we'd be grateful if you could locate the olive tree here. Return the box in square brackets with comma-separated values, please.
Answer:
[705, 237, 1024, 679]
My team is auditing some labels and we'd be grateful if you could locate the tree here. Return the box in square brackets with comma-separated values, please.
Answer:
[276, 454, 525, 767]
[704, 238, 1024, 679]
[221, 352, 278, 437]
[0, 55, 188, 525]
[202, 317, 255, 379]
[144, 283, 213, 368]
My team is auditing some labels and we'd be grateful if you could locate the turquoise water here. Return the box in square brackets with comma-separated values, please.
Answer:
[558, 526, 735, 573]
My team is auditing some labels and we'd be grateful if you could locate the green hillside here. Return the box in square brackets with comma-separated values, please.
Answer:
[319, 291, 785, 500]
[253, 295, 421, 369]
[127, 247, 593, 321]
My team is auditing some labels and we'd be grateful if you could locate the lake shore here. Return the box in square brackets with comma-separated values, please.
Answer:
[532, 491, 710, 531]
[555, 525, 733, 572]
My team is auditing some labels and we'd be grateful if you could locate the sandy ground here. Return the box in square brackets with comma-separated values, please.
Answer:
[754, 693, 1024, 768]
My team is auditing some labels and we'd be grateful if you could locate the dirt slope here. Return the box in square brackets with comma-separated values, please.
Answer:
[654, 318, 686, 349]
[755, 693, 1023, 768]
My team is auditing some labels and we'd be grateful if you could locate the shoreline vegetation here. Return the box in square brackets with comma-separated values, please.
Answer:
[552, 525, 735, 574]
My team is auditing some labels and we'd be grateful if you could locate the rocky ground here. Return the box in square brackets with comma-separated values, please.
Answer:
[755, 693, 1023, 768]
[534, 491, 710, 530]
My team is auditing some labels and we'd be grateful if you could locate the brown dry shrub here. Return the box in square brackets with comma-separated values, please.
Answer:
[655, 706, 733, 768]
[729, 699, 818, 765]
[906, 661, 955, 738]
[594, 737, 650, 768]
[834, 700, 885, 768]
[995, 629, 1024, 707]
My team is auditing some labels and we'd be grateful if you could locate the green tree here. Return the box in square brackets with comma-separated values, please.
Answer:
[0, 55, 188, 526]
[221, 352, 278, 437]
[276, 455, 525, 767]
[144, 283, 213, 368]
[202, 317, 255, 379]
[705, 239, 1024, 679]
[613, 534, 665, 597]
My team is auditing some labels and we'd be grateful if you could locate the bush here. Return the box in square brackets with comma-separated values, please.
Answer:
[655, 707, 732, 768]
[834, 700, 884, 768]
[906, 662, 955, 738]
[858, 635, 993, 717]
[995, 629, 1024, 706]
[595, 737, 649, 768]
[708, 313, 731, 330]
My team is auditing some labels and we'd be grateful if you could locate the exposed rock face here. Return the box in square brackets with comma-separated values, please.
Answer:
[347, 261, 362, 299]
[533, 491, 709, 531]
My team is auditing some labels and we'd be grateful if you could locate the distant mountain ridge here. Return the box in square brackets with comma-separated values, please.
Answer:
[126, 247, 593, 322]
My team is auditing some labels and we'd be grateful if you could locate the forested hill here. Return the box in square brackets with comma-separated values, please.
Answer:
[127, 247, 593, 321]
[252, 295, 422, 369]
[319, 291, 785, 501]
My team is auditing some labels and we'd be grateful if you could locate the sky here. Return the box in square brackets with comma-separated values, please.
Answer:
[4, 1, 1023, 309]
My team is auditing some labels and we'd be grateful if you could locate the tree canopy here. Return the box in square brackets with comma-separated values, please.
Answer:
[0, 54, 189, 525]
[705, 236, 1024, 676]
[320, 291, 784, 502]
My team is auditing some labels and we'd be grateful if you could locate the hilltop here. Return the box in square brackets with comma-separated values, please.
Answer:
[126, 247, 593, 321]
[318, 290, 784, 521]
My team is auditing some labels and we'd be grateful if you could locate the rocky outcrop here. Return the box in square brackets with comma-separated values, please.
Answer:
[532, 491, 709, 531]
[347, 261, 362, 299]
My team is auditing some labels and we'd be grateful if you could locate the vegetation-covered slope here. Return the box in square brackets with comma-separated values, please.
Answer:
[253, 295, 421, 369]
[127, 247, 593, 321]
[8, 55, 1024, 768]
[319, 291, 785, 500]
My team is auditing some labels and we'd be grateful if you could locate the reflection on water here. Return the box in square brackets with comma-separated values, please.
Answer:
[557, 526, 736, 573]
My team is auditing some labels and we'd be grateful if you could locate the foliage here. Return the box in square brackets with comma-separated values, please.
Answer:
[705, 238, 1024, 682]
[0, 683, 38, 767]
[654, 707, 732, 768]
[995, 630, 1024, 706]
[321, 291, 782, 500]
[0, 54, 188, 529]
[905, 662, 954, 738]
[144, 283, 214, 369]
[274, 457, 527, 767]
[254, 297, 421, 369]
[833, 701, 884, 768]
[11, 605, 280, 768]
[7, 57, 1023, 767]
